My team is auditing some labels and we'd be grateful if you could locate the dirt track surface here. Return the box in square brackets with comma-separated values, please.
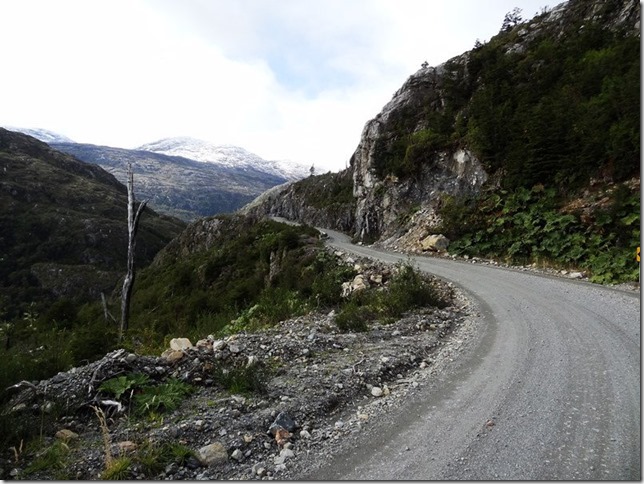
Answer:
[300, 229, 640, 480]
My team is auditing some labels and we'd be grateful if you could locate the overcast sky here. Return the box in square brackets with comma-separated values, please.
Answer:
[0, 0, 554, 171]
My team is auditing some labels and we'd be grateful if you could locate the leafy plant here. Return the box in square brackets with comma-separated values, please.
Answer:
[133, 378, 194, 416]
[98, 373, 151, 400]
[442, 182, 640, 284]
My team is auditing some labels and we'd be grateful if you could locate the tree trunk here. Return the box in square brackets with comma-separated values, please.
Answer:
[120, 163, 147, 342]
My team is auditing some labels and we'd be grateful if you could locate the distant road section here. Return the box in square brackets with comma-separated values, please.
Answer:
[309, 228, 640, 480]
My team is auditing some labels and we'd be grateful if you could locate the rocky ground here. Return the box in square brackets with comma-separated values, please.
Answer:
[1, 251, 479, 480]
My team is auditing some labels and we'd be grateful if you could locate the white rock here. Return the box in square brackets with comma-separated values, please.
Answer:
[170, 338, 193, 351]
[371, 387, 384, 397]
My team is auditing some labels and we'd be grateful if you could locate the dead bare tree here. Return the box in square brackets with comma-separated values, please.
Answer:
[120, 163, 147, 342]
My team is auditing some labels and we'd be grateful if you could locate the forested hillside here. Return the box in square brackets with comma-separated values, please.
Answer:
[248, 0, 640, 283]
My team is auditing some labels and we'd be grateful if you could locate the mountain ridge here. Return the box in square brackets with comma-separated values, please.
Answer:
[0, 128, 186, 319]
[137, 136, 311, 181]
[6, 128, 311, 221]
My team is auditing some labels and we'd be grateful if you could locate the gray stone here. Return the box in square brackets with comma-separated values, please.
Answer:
[231, 449, 243, 461]
[269, 412, 297, 434]
[125, 353, 137, 364]
[421, 234, 450, 252]
[196, 442, 228, 466]
[228, 343, 241, 354]
[371, 387, 384, 397]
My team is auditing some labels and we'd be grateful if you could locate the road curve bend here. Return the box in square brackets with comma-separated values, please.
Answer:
[307, 229, 640, 480]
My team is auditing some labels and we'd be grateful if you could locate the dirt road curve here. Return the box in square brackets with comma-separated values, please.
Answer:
[308, 229, 640, 480]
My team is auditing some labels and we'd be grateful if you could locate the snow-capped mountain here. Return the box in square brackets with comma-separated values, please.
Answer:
[5, 126, 75, 144]
[137, 137, 310, 181]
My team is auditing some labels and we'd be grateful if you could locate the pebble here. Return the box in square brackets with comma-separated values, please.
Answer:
[252, 464, 267, 477]
[371, 387, 384, 397]
[231, 449, 243, 461]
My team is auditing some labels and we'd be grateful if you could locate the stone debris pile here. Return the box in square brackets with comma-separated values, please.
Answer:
[2, 252, 476, 480]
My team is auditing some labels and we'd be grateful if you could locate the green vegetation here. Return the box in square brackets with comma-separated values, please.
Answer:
[133, 379, 195, 416]
[0, 216, 356, 428]
[101, 456, 133, 480]
[335, 263, 449, 332]
[212, 363, 269, 396]
[373, 14, 639, 190]
[98, 373, 194, 417]
[368, 8, 639, 282]
[440, 182, 640, 283]
[98, 373, 151, 400]
[125, 216, 356, 354]
[21, 440, 73, 479]
[465, 24, 639, 190]
[291, 169, 355, 213]
[100, 439, 196, 479]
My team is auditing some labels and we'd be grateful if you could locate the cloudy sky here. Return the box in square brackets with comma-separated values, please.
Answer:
[0, 0, 553, 171]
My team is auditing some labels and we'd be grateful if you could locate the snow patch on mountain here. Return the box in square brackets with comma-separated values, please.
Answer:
[137, 137, 310, 181]
[6, 126, 75, 144]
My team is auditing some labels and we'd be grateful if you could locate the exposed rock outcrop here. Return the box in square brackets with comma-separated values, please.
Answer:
[240, 171, 356, 234]
[240, 0, 639, 251]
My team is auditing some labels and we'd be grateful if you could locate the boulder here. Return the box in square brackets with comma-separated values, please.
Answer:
[421, 234, 450, 252]
[164, 350, 184, 363]
[196, 442, 228, 466]
[170, 338, 193, 351]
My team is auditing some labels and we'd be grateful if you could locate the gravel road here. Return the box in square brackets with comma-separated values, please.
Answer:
[304, 229, 640, 480]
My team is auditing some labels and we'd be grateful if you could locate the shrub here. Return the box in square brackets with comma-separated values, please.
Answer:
[334, 264, 445, 332]
[22, 440, 72, 479]
[213, 363, 268, 396]
[133, 378, 194, 416]
[334, 300, 373, 332]
[101, 456, 132, 480]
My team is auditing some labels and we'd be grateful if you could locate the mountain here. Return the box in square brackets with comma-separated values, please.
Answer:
[138, 137, 311, 181]
[6, 126, 75, 144]
[50, 142, 290, 221]
[0, 128, 186, 320]
[6, 130, 310, 221]
[243, 0, 640, 284]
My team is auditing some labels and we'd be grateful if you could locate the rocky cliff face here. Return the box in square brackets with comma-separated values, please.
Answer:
[240, 170, 356, 234]
[349, 64, 488, 243]
[243, 0, 640, 250]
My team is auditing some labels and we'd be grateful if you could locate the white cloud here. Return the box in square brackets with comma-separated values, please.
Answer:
[0, 0, 557, 171]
